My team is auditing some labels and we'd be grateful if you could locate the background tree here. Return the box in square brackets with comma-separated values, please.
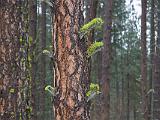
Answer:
[153, 0, 160, 119]
[28, 0, 37, 119]
[149, 0, 155, 119]
[39, 1, 46, 120]
[99, 0, 113, 119]
[141, 0, 149, 119]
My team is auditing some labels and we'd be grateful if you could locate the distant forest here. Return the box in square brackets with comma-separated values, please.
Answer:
[0, 0, 160, 120]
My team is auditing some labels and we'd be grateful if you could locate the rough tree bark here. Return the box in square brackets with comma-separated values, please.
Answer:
[53, 0, 90, 119]
[0, 0, 22, 119]
[99, 0, 113, 119]
[141, 0, 149, 119]
[28, 0, 37, 119]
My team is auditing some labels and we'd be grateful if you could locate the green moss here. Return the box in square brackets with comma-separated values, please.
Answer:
[10, 88, 15, 93]
[20, 36, 23, 44]
[87, 41, 103, 57]
[28, 36, 33, 46]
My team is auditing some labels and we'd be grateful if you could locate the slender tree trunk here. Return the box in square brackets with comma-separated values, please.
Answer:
[85, 0, 98, 85]
[39, 1, 46, 120]
[85, 0, 91, 23]
[28, 0, 37, 119]
[153, 1, 160, 119]
[85, 0, 98, 44]
[100, 0, 113, 119]
[0, 1, 22, 119]
[133, 105, 137, 120]
[86, 1, 99, 119]
[120, 34, 125, 120]
[53, 0, 90, 119]
[127, 74, 131, 120]
[115, 39, 120, 120]
[149, 0, 155, 119]
[141, 0, 149, 119]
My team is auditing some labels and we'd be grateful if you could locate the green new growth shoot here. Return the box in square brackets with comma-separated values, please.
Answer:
[80, 18, 103, 33]
[43, 48, 53, 58]
[43, 49, 50, 54]
[86, 83, 101, 102]
[80, 18, 104, 38]
[87, 41, 104, 57]
[45, 85, 56, 96]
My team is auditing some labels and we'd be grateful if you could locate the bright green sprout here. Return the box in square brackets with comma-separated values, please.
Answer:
[42, 49, 53, 58]
[86, 83, 101, 101]
[80, 18, 103, 33]
[49, 45, 52, 49]
[80, 18, 104, 38]
[45, 85, 56, 96]
[43, 49, 50, 54]
[87, 41, 104, 57]
[10, 88, 15, 93]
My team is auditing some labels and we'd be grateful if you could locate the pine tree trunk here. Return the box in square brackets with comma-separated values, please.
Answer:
[39, 1, 46, 120]
[100, 0, 113, 119]
[85, 0, 98, 44]
[53, 0, 90, 119]
[120, 34, 125, 120]
[126, 47, 130, 120]
[141, 0, 149, 119]
[0, 1, 22, 119]
[153, 1, 160, 119]
[86, 1, 99, 119]
[149, 0, 155, 119]
[28, 0, 37, 119]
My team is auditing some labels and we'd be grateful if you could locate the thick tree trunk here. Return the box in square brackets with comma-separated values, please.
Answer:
[0, 1, 22, 119]
[141, 0, 149, 119]
[28, 0, 37, 119]
[39, 1, 46, 120]
[53, 0, 90, 119]
[100, 0, 113, 120]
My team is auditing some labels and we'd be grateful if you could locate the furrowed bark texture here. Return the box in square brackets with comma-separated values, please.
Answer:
[53, 0, 90, 120]
[0, 0, 22, 119]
